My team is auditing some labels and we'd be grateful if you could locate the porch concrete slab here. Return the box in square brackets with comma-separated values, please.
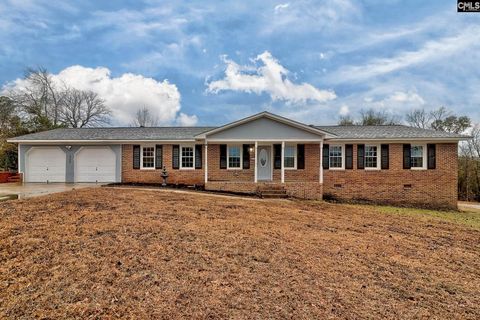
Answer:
[0, 183, 104, 199]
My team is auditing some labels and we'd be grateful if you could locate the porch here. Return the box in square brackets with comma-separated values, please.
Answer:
[203, 141, 324, 200]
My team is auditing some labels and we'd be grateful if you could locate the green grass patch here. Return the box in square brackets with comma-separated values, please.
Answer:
[363, 205, 480, 230]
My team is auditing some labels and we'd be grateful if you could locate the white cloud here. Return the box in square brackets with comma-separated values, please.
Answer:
[207, 51, 336, 104]
[339, 104, 349, 116]
[329, 26, 480, 83]
[388, 91, 425, 105]
[274, 3, 290, 13]
[263, 0, 362, 35]
[176, 113, 198, 126]
[3, 65, 197, 126]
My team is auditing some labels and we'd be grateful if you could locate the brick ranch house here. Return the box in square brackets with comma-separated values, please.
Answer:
[9, 112, 468, 209]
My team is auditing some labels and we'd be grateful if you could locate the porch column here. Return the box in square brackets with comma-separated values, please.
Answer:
[204, 140, 208, 184]
[254, 141, 258, 183]
[281, 141, 285, 183]
[319, 140, 323, 183]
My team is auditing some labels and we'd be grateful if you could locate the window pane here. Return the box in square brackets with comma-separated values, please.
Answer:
[284, 157, 295, 168]
[142, 147, 155, 168]
[329, 146, 343, 168]
[365, 145, 378, 168]
[411, 146, 423, 168]
[284, 145, 295, 168]
[228, 146, 241, 168]
[181, 147, 194, 168]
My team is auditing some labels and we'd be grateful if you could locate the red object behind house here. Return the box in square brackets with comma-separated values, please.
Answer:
[0, 172, 12, 183]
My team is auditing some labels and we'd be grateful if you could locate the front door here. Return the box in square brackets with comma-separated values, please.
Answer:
[257, 145, 272, 181]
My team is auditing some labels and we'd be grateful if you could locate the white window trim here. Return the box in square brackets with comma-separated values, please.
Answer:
[329, 144, 345, 170]
[140, 145, 155, 170]
[410, 144, 427, 170]
[180, 144, 195, 170]
[364, 144, 381, 170]
[227, 144, 243, 170]
[284, 144, 297, 170]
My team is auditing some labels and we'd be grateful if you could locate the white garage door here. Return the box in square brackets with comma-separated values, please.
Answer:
[75, 147, 116, 182]
[26, 147, 66, 182]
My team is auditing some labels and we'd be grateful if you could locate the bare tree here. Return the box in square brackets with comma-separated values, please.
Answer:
[131, 106, 159, 127]
[5, 66, 66, 130]
[405, 109, 431, 129]
[358, 109, 400, 125]
[406, 107, 471, 133]
[60, 89, 110, 128]
[459, 124, 480, 201]
[338, 115, 354, 126]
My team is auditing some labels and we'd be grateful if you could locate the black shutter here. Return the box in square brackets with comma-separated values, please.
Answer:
[172, 145, 180, 169]
[273, 144, 281, 169]
[381, 144, 389, 170]
[403, 144, 411, 169]
[297, 144, 305, 169]
[345, 144, 353, 169]
[242, 144, 250, 169]
[155, 144, 163, 169]
[220, 144, 227, 169]
[195, 144, 202, 169]
[357, 144, 365, 169]
[133, 145, 140, 169]
[155, 145, 163, 169]
[427, 144, 436, 169]
[322, 144, 329, 170]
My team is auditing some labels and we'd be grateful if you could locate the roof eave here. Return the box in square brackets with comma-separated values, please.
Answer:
[326, 137, 470, 142]
[194, 111, 336, 139]
[7, 139, 197, 144]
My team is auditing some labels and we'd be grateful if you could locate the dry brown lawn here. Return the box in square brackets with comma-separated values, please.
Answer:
[0, 188, 479, 319]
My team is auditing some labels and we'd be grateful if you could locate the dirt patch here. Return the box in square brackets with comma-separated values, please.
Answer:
[0, 188, 479, 319]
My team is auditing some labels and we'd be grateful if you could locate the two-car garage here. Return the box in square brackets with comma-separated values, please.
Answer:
[24, 146, 118, 183]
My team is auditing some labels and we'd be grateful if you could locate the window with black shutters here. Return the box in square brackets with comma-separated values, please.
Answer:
[228, 145, 242, 169]
[410, 145, 425, 169]
[329, 145, 343, 169]
[284, 145, 296, 169]
[364, 145, 379, 169]
[180, 146, 194, 169]
[141, 146, 155, 169]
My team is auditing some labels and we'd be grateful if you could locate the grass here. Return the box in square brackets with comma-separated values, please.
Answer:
[1, 188, 479, 319]
[366, 204, 480, 230]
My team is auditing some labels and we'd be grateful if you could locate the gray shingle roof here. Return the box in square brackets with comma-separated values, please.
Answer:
[10, 127, 217, 141]
[314, 125, 467, 140]
[9, 124, 468, 142]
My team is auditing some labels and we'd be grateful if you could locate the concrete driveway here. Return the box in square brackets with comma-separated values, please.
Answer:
[0, 183, 104, 200]
[458, 201, 480, 211]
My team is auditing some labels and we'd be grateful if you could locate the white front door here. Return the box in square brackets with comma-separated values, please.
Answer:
[26, 147, 66, 182]
[75, 147, 116, 182]
[257, 145, 272, 181]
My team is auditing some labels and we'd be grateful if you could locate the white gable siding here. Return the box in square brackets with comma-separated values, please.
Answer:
[207, 118, 322, 140]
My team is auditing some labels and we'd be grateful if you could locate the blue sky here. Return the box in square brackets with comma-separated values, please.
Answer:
[1, 0, 479, 126]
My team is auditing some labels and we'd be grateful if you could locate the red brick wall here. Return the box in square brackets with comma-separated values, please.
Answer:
[122, 144, 204, 185]
[323, 143, 458, 209]
[207, 144, 255, 182]
[122, 142, 458, 209]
